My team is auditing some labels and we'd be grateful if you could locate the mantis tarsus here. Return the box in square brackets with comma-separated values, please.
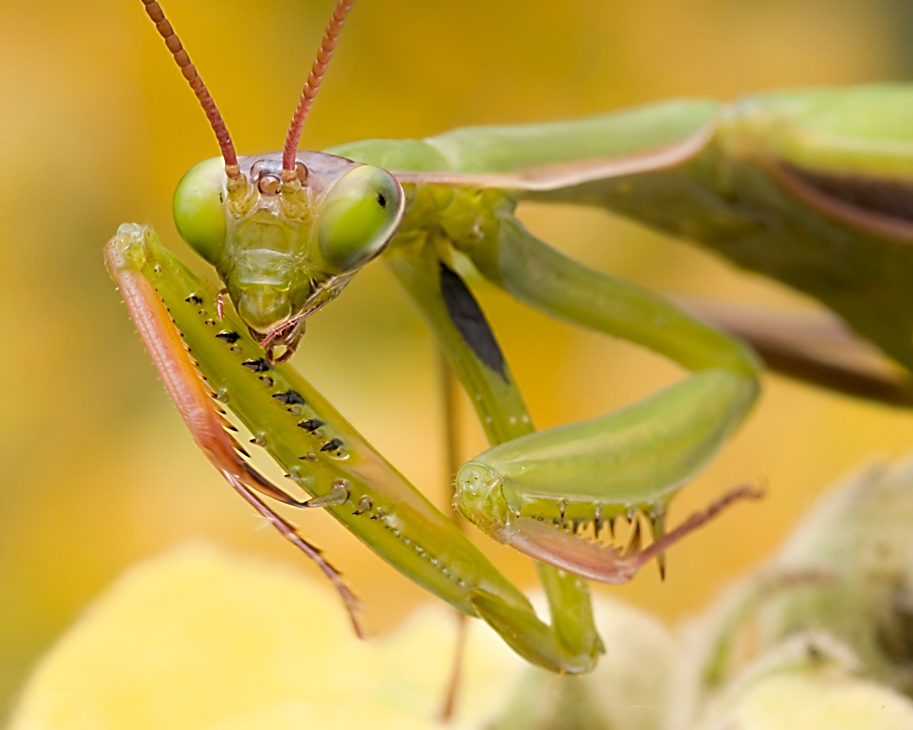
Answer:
[110, 0, 912, 673]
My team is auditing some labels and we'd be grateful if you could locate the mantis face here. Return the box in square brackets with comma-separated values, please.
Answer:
[173, 152, 405, 360]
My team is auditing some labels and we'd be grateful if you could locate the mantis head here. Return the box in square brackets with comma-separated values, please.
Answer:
[172, 152, 404, 362]
[144, 0, 402, 362]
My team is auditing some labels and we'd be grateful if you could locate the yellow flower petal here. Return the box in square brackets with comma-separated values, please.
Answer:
[716, 672, 913, 730]
[9, 543, 522, 730]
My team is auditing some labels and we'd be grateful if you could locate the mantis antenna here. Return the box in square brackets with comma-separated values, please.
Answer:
[140, 0, 241, 178]
[282, 0, 357, 179]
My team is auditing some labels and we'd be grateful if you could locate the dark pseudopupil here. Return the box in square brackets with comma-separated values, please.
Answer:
[377, 193, 387, 208]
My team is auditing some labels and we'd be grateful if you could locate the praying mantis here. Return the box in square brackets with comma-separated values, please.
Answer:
[107, 0, 913, 674]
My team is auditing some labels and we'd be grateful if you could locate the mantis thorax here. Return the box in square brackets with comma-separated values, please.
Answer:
[398, 183, 515, 251]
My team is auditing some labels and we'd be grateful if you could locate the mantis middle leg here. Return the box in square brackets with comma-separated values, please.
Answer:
[383, 197, 761, 670]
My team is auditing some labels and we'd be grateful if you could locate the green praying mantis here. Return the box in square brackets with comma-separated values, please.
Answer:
[107, 0, 913, 674]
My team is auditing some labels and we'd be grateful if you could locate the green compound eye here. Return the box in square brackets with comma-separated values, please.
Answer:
[318, 165, 403, 274]
[173, 157, 228, 265]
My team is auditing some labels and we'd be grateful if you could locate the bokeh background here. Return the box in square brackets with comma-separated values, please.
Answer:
[4, 0, 913, 719]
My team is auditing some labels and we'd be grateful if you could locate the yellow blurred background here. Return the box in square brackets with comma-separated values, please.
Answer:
[4, 0, 913, 719]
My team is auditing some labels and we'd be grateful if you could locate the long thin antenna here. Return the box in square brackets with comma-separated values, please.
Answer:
[282, 0, 357, 177]
[141, 0, 240, 177]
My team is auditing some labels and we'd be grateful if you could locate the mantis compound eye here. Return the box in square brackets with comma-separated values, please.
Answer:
[317, 165, 404, 273]
[173, 157, 228, 266]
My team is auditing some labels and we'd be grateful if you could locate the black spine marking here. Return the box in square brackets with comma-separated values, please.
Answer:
[242, 358, 272, 373]
[273, 390, 306, 405]
[216, 331, 241, 344]
[298, 419, 324, 432]
[438, 262, 507, 380]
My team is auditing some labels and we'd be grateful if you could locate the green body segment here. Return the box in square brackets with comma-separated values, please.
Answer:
[740, 86, 913, 178]
[332, 84, 913, 372]
[331, 99, 718, 175]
